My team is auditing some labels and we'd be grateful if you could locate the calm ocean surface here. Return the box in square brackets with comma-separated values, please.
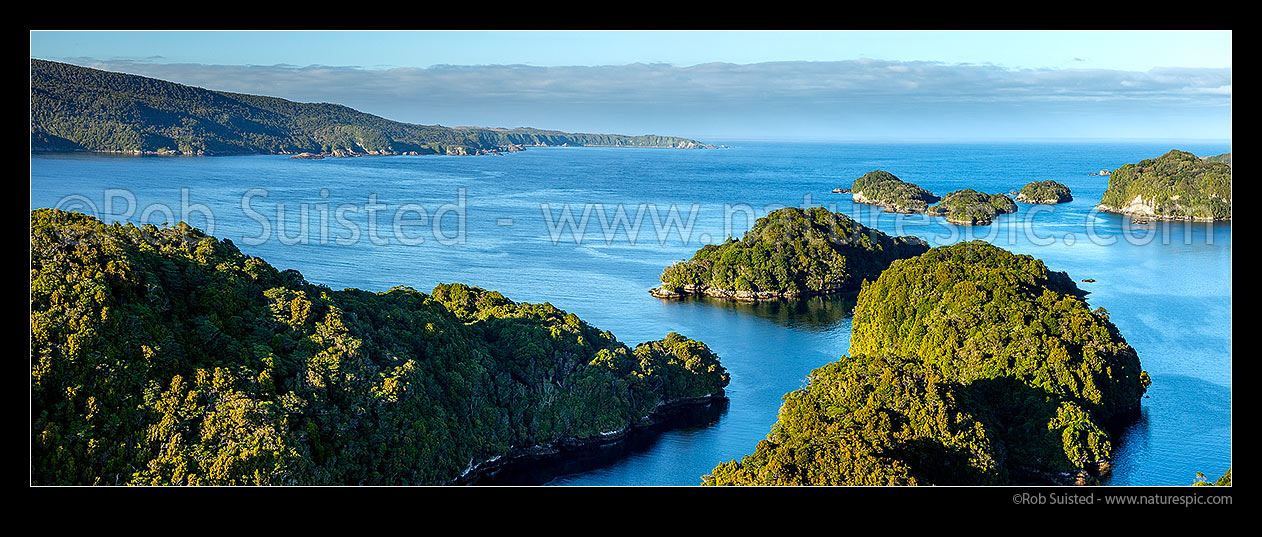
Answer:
[29, 141, 1232, 486]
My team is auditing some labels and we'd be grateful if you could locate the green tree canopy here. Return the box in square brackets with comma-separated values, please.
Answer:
[926, 189, 1018, 225]
[656, 206, 928, 300]
[1099, 149, 1231, 220]
[704, 241, 1149, 486]
[31, 208, 728, 485]
[850, 170, 940, 212]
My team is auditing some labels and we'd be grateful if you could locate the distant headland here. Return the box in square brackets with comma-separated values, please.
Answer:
[30, 59, 714, 158]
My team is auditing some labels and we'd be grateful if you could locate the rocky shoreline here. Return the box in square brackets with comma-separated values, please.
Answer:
[649, 284, 855, 302]
[938, 215, 991, 226]
[33, 142, 719, 159]
[1014, 193, 1068, 205]
[1096, 202, 1231, 223]
[30, 147, 222, 156]
[454, 391, 728, 485]
[1011, 462, 1111, 486]
[1008, 402, 1145, 486]
[851, 190, 927, 214]
[287, 146, 521, 158]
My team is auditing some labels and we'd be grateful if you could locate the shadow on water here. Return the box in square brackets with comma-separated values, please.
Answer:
[473, 398, 731, 486]
[666, 292, 859, 331]
[1102, 374, 1232, 486]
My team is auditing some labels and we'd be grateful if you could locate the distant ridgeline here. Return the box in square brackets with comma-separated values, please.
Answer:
[30, 209, 728, 485]
[704, 241, 1150, 486]
[1098, 150, 1232, 221]
[651, 207, 929, 301]
[29, 59, 711, 156]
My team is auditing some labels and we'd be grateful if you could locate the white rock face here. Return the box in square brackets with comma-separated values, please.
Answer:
[1122, 195, 1157, 216]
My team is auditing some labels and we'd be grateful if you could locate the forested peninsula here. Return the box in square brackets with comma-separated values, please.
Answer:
[703, 241, 1150, 486]
[1097, 150, 1232, 221]
[651, 207, 929, 301]
[31, 209, 729, 485]
[30, 59, 711, 157]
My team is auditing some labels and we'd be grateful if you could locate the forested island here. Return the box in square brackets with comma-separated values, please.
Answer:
[849, 170, 940, 213]
[1015, 180, 1073, 204]
[650, 207, 929, 301]
[703, 241, 1150, 486]
[31, 208, 729, 485]
[926, 189, 1018, 225]
[30, 59, 711, 157]
[1097, 150, 1232, 221]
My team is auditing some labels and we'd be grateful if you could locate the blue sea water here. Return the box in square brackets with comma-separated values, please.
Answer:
[29, 141, 1232, 486]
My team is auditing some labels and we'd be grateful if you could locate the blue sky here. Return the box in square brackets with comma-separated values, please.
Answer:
[30, 30, 1232, 142]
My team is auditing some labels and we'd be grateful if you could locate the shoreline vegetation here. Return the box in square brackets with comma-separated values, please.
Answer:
[30, 59, 716, 158]
[1096, 150, 1232, 222]
[703, 241, 1150, 486]
[650, 207, 929, 302]
[31, 208, 729, 485]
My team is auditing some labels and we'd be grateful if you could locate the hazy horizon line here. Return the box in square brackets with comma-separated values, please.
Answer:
[31, 56, 1232, 144]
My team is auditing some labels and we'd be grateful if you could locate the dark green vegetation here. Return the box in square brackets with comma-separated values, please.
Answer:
[703, 241, 1149, 486]
[30, 59, 708, 156]
[1193, 468, 1231, 486]
[1098, 150, 1232, 220]
[850, 170, 940, 212]
[653, 207, 929, 301]
[1016, 180, 1073, 204]
[927, 189, 1018, 225]
[31, 209, 728, 485]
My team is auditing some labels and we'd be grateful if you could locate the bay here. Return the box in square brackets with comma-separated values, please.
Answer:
[29, 141, 1232, 486]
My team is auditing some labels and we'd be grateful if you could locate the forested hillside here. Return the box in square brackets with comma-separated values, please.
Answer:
[31, 209, 727, 485]
[704, 241, 1149, 486]
[30, 59, 709, 156]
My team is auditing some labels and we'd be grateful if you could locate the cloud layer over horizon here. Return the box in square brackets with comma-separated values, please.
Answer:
[48, 58, 1232, 142]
